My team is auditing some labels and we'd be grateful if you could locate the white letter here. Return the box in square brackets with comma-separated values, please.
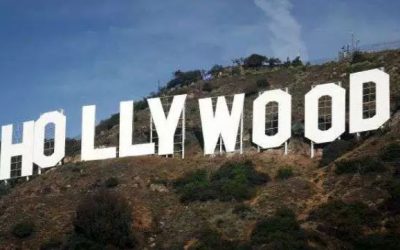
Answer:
[305, 83, 345, 144]
[0, 121, 34, 180]
[81, 105, 116, 161]
[350, 69, 390, 133]
[148, 95, 186, 155]
[119, 101, 155, 157]
[253, 89, 291, 149]
[199, 94, 245, 154]
[33, 111, 66, 168]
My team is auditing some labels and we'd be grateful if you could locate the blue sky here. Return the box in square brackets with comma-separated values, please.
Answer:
[0, 0, 399, 136]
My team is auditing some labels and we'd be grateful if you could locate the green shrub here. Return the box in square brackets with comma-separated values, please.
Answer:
[348, 61, 380, 73]
[388, 180, 400, 200]
[104, 177, 119, 188]
[174, 170, 215, 202]
[383, 180, 400, 214]
[351, 51, 367, 64]
[167, 70, 202, 88]
[354, 234, 400, 250]
[64, 234, 101, 250]
[66, 163, 83, 173]
[243, 83, 258, 96]
[0, 182, 10, 198]
[202, 82, 213, 92]
[95, 113, 119, 134]
[335, 157, 385, 175]
[188, 229, 246, 250]
[335, 160, 358, 174]
[233, 204, 253, 219]
[276, 167, 294, 180]
[65, 138, 81, 157]
[72, 190, 136, 248]
[211, 161, 269, 201]
[209, 64, 224, 76]
[380, 143, 400, 162]
[232, 67, 241, 76]
[256, 78, 270, 88]
[134, 99, 147, 111]
[321, 140, 354, 166]
[40, 238, 63, 250]
[309, 201, 379, 242]
[251, 208, 308, 249]
[174, 161, 269, 202]
[356, 157, 386, 173]
[211, 161, 268, 185]
[292, 122, 304, 137]
[12, 220, 35, 239]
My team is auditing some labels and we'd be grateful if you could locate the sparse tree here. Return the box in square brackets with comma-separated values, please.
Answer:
[70, 190, 136, 249]
[283, 57, 291, 67]
[268, 57, 281, 68]
[209, 64, 224, 76]
[232, 57, 244, 66]
[244, 54, 267, 68]
[291, 56, 303, 67]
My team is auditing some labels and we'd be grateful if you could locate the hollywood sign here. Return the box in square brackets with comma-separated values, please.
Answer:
[0, 69, 390, 181]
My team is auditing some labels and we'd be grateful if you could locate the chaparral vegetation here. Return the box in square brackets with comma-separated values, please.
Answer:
[1, 49, 400, 249]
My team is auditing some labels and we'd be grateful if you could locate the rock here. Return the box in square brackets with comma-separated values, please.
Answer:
[184, 239, 199, 250]
[376, 198, 385, 205]
[150, 183, 169, 193]
[133, 176, 145, 187]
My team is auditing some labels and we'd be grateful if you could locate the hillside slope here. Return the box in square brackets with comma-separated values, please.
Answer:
[1, 50, 400, 249]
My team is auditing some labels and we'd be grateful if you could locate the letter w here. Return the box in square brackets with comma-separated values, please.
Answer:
[199, 94, 244, 155]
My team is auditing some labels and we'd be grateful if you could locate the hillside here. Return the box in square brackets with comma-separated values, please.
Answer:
[1, 49, 400, 249]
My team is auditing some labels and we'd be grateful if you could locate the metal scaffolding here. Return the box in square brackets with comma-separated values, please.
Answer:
[362, 82, 376, 119]
[150, 96, 186, 159]
[44, 123, 55, 156]
[10, 123, 23, 178]
[357, 66, 383, 139]
[265, 101, 279, 136]
[10, 155, 22, 178]
[318, 95, 332, 131]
